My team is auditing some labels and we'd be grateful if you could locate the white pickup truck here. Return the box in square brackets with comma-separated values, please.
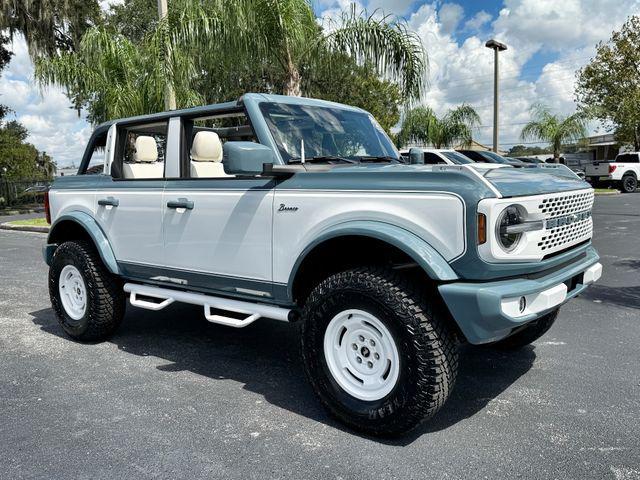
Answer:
[585, 152, 639, 193]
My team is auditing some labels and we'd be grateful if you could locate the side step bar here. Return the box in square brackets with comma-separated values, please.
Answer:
[123, 283, 293, 328]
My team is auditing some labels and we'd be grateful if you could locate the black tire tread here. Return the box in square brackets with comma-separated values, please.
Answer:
[49, 240, 125, 341]
[301, 266, 458, 436]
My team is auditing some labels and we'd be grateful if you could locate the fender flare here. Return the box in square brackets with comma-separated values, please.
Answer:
[287, 220, 459, 299]
[44, 211, 119, 274]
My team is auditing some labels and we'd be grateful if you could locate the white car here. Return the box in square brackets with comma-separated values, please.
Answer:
[400, 148, 510, 171]
[585, 152, 639, 193]
[43, 94, 601, 436]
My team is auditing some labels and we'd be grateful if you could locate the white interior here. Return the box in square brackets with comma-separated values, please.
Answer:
[123, 135, 164, 179]
[190, 131, 230, 178]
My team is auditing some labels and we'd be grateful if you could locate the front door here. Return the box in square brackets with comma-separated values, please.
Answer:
[161, 178, 275, 299]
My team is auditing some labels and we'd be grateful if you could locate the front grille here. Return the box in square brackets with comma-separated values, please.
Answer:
[534, 189, 594, 255]
[538, 218, 592, 251]
[539, 191, 593, 217]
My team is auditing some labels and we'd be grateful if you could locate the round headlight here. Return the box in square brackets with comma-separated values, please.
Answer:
[496, 205, 523, 252]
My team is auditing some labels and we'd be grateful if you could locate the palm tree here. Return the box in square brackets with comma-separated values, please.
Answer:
[35, 0, 426, 123]
[397, 105, 480, 148]
[520, 104, 588, 163]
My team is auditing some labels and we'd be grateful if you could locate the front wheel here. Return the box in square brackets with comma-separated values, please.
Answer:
[621, 174, 637, 193]
[49, 240, 125, 341]
[300, 267, 458, 436]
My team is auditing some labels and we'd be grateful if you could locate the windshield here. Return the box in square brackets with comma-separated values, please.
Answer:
[479, 151, 511, 164]
[441, 151, 473, 164]
[259, 102, 399, 163]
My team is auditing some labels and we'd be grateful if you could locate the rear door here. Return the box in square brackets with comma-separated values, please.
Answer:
[94, 120, 169, 269]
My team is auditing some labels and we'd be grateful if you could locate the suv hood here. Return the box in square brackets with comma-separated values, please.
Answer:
[481, 165, 590, 197]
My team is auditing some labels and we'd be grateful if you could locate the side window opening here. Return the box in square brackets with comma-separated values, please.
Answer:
[113, 121, 168, 180]
[183, 111, 256, 179]
[424, 152, 445, 165]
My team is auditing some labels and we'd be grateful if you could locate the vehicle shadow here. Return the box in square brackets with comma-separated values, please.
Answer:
[29, 304, 536, 445]
[579, 284, 640, 310]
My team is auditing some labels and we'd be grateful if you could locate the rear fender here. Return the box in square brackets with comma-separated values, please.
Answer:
[44, 211, 119, 274]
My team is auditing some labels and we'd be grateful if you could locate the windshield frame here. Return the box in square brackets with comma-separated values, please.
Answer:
[258, 101, 400, 164]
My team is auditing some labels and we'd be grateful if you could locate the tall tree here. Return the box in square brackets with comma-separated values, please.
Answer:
[396, 105, 480, 148]
[520, 104, 588, 162]
[35, 0, 426, 123]
[576, 15, 640, 150]
[0, 0, 102, 57]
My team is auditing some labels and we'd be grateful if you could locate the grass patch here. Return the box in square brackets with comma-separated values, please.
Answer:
[7, 218, 49, 227]
[594, 188, 619, 193]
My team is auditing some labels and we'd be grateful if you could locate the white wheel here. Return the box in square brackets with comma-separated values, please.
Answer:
[323, 309, 400, 401]
[58, 265, 87, 321]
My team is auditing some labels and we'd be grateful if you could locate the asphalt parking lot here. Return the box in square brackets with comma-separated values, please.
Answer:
[0, 194, 639, 480]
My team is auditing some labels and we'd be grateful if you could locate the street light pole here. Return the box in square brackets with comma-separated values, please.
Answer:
[485, 39, 507, 153]
[157, 0, 176, 111]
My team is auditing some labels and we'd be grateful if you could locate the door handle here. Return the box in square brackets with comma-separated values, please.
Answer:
[167, 199, 194, 210]
[98, 197, 119, 207]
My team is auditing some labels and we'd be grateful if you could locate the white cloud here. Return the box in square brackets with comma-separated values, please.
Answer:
[438, 3, 464, 35]
[0, 35, 90, 167]
[464, 10, 491, 32]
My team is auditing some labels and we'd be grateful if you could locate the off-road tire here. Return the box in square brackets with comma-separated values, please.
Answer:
[49, 240, 125, 341]
[490, 309, 559, 350]
[621, 174, 637, 193]
[300, 266, 458, 436]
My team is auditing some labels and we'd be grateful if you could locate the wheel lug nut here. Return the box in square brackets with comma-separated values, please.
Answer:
[367, 361, 373, 368]
[374, 353, 380, 360]
[356, 357, 362, 363]
[358, 335, 364, 342]
[370, 340, 375, 347]
[352, 343, 358, 350]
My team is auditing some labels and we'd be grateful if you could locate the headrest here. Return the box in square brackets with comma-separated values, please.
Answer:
[134, 136, 158, 163]
[191, 131, 223, 162]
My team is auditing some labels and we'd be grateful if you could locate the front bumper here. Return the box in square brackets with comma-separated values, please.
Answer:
[438, 246, 602, 344]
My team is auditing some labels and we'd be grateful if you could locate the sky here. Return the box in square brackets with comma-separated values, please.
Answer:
[1, 0, 640, 167]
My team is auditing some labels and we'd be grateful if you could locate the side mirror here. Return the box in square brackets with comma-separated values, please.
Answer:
[223, 142, 276, 176]
[408, 147, 425, 165]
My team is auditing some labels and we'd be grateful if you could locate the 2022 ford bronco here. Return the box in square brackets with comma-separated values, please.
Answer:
[44, 94, 602, 436]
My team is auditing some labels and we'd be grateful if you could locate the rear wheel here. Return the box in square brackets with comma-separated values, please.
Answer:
[621, 174, 637, 193]
[300, 267, 458, 436]
[49, 240, 125, 341]
[490, 309, 558, 350]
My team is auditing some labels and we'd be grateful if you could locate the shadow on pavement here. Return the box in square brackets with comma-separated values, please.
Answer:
[580, 284, 640, 310]
[29, 304, 536, 445]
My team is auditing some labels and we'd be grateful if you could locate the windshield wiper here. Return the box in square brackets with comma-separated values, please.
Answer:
[356, 155, 401, 163]
[289, 155, 357, 164]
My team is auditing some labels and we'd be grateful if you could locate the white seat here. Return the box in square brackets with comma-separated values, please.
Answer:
[190, 131, 232, 178]
[123, 136, 164, 179]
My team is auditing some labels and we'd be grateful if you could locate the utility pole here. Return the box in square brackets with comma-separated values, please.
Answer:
[157, 0, 176, 111]
[485, 39, 507, 153]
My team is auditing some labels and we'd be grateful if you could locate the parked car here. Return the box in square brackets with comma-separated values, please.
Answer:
[457, 149, 528, 167]
[585, 152, 639, 193]
[515, 156, 544, 164]
[400, 148, 510, 171]
[43, 94, 602, 436]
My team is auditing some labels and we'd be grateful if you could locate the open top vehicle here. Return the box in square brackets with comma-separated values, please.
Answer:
[43, 93, 602, 436]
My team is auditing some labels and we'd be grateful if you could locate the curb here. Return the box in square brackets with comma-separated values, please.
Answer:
[0, 222, 49, 233]
[0, 207, 45, 217]
[594, 190, 621, 196]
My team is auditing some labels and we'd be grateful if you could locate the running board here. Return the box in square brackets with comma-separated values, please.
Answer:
[123, 283, 292, 328]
